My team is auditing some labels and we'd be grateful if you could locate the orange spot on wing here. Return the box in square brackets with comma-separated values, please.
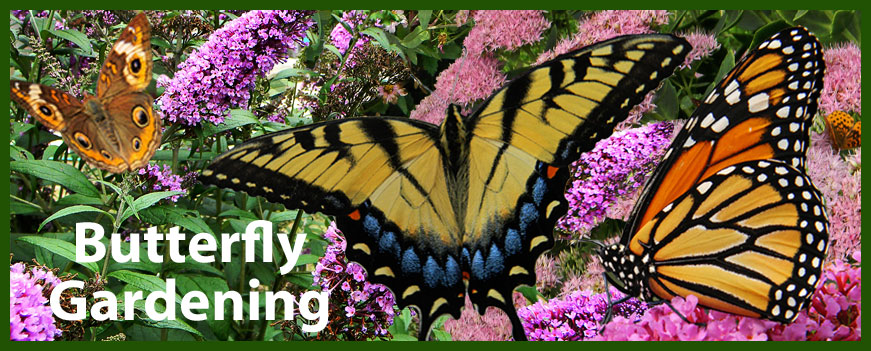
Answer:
[547, 165, 558, 179]
[348, 209, 361, 220]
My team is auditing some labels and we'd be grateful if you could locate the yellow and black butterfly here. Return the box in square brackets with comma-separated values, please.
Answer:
[599, 27, 828, 323]
[202, 34, 690, 340]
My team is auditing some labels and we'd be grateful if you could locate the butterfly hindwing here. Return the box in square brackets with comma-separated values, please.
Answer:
[601, 27, 829, 323]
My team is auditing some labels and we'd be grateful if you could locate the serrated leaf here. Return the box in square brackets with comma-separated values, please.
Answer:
[11, 160, 99, 197]
[17, 236, 100, 272]
[38, 205, 109, 232]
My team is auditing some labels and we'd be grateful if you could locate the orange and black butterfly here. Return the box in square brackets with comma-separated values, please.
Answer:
[824, 111, 861, 150]
[599, 27, 829, 323]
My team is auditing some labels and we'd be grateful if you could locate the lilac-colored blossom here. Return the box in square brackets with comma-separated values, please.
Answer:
[137, 164, 195, 202]
[157, 10, 314, 125]
[518, 287, 647, 340]
[10, 263, 63, 341]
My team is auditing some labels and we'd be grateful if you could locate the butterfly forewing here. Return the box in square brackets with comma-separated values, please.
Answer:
[602, 27, 829, 323]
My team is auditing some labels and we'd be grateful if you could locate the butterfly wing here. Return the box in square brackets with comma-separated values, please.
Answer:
[103, 92, 161, 171]
[201, 117, 467, 332]
[458, 34, 690, 323]
[602, 27, 828, 322]
[10, 81, 83, 131]
[96, 12, 152, 99]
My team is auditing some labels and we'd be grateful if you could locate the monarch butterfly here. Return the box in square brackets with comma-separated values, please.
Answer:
[824, 110, 861, 150]
[202, 34, 690, 340]
[599, 26, 829, 323]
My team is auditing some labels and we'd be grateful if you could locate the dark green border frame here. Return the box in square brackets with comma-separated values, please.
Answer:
[3, 1, 866, 347]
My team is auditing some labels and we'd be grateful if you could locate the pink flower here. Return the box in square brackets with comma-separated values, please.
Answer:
[679, 31, 720, 68]
[462, 11, 550, 56]
[819, 43, 861, 115]
[410, 54, 506, 124]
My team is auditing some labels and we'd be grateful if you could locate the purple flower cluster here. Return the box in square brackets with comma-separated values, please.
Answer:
[558, 121, 676, 235]
[595, 255, 861, 341]
[10, 262, 63, 341]
[518, 287, 647, 340]
[137, 164, 196, 202]
[157, 10, 314, 125]
[330, 10, 369, 56]
[312, 223, 396, 339]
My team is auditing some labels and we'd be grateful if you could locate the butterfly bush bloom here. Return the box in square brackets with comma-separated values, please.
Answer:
[10, 263, 63, 341]
[157, 10, 314, 125]
[595, 256, 861, 341]
[518, 287, 647, 340]
[137, 164, 195, 202]
[558, 121, 676, 235]
[819, 43, 861, 115]
[312, 223, 396, 339]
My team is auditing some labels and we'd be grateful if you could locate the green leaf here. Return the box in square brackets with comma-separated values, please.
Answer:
[417, 10, 433, 28]
[172, 274, 230, 340]
[832, 11, 860, 45]
[120, 191, 185, 222]
[54, 194, 104, 207]
[652, 80, 678, 120]
[17, 236, 100, 272]
[38, 205, 110, 232]
[400, 26, 429, 49]
[516, 285, 544, 303]
[108, 270, 184, 305]
[136, 318, 203, 338]
[270, 67, 316, 80]
[11, 160, 99, 197]
[202, 109, 261, 136]
[47, 29, 95, 56]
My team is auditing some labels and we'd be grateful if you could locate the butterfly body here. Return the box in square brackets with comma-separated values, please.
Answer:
[600, 27, 829, 323]
[202, 34, 691, 339]
[10, 12, 159, 173]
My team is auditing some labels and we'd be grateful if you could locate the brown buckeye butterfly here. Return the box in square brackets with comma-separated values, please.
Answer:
[10, 12, 160, 173]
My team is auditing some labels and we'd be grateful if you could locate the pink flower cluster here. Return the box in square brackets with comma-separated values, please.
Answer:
[443, 292, 526, 341]
[410, 10, 549, 124]
[137, 164, 196, 202]
[595, 255, 861, 341]
[819, 43, 861, 115]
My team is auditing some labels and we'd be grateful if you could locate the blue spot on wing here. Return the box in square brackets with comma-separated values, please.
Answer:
[505, 229, 521, 256]
[471, 250, 486, 280]
[519, 203, 537, 232]
[363, 215, 381, 238]
[485, 244, 504, 277]
[401, 248, 421, 275]
[444, 256, 461, 285]
[378, 231, 400, 259]
[532, 177, 546, 205]
[423, 256, 445, 288]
